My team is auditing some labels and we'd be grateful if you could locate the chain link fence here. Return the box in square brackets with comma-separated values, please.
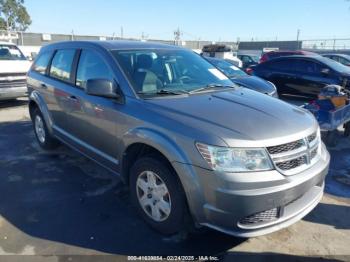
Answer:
[0, 30, 349, 53]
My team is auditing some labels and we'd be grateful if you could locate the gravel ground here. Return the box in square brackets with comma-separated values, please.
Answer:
[0, 98, 349, 262]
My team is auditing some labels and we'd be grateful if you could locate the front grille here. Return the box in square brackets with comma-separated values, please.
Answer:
[239, 208, 279, 226]
[267, 140, 304, 154]
[0, 79, 26, 88]
[0, 73, 26, 89]
[0, 72, 26, 77]
[310, 146, 318, 160]
[307, 133, 317, 143]
[268, 131, 319, 175]
[276, 156, 306, 170]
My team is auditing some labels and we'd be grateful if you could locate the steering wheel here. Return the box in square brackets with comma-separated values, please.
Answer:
[179, 75, 192, 83]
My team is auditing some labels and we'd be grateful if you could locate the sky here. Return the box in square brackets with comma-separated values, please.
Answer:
[24, 0, 350, 41]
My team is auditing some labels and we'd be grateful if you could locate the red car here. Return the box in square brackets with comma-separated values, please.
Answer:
[259, 50, 318, 63]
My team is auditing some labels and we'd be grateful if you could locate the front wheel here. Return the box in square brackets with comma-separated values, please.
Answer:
[129, 157, 188, 235]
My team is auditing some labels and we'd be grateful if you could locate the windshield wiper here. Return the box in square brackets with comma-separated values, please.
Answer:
[137, 89, 189, 96]
[189, 83, 235, 94]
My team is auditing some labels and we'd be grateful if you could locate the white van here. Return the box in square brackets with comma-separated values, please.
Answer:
[0, 41, 31, 100]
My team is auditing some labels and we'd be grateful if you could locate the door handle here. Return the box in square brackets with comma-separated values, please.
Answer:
[67, 95, 78, 101]
[40, 83, 47, 89]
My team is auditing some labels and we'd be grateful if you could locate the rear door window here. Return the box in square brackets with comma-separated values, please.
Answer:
[266, 59, 296, 71]
[296, 60, 323, 75]
[49, 49, 76, 83]
[76, 50, 114, 89]
[32, 51, 53, 75]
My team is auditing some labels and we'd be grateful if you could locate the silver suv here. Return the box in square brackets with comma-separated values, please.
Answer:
[27, 41, 330, 237]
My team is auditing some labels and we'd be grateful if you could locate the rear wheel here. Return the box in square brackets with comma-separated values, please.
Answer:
[32, 108, 59, 150]
[129, 157, 188, 235]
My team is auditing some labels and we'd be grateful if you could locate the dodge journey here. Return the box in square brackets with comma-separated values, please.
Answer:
[27, 41, 330, 237]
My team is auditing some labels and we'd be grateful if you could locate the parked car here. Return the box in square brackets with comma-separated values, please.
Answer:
[27, 41, 329, 238]
[0, 41, 31, 101]
[322, 53, 350, 67]
[238, 54, 260, 69]
[260, 50, 318, 63]
[205, 57, 278, 97]
[252, 55, 350, 97]
[202, 44, 243, 67]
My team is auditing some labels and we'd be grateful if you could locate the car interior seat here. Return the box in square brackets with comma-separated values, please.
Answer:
[133, 54, 162, 92]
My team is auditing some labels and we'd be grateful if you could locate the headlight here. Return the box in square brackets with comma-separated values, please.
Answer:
[196, 143, 273, 172]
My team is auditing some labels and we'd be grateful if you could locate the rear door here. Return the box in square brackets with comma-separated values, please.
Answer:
[294, 59, 334, 96]
[28, 50, 55, 103]
[256, 58, 297, 95]
[44, 49, 78, 132]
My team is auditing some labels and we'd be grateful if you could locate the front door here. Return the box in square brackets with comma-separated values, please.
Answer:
[63, 49, 121, 166]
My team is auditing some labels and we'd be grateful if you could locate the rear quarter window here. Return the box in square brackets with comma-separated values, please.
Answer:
[32, 51, 53, 75]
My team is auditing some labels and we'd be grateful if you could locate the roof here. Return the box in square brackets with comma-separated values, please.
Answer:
[41, 40, 183, 52]
[267, 55, 326, 62]
[323, 53, 350, 58]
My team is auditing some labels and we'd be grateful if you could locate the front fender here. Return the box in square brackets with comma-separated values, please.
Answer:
[29, 91, 54, 134]
[122, 127, 191, 164]
[122, 127, 206, 221]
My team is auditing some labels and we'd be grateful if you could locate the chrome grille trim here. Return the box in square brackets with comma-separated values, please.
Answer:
[268, 131, 320, 176]
[267, 140, 304, 154]
[307, 133, 317, 143]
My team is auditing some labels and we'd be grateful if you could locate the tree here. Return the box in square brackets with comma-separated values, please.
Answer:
[0, 0, 31, 31]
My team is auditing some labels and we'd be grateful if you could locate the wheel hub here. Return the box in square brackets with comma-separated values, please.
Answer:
[34, 115, 46, 143]
[136, 170, 171, 222]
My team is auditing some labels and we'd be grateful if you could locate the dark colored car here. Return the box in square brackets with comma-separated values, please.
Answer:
[322, 54, 350, 67]
[205, 57, 278, 97]
[252, 55, 350, 97]
[260, 50, 318, 63]
[238, 54, 260, 69]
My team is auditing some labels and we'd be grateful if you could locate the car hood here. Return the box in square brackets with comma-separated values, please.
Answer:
[0, 60, 31, 73]
[230, 76, 275, 94]
[145, 88, 317, 147]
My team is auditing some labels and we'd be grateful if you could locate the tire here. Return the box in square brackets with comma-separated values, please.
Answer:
[344, 122, 350, 137]
[129, 157, 188, 235]
[32, 107, 59, 150]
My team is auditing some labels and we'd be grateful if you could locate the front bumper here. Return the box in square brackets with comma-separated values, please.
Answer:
[0, 86, 28, 100]
[173, 143, 330, 237]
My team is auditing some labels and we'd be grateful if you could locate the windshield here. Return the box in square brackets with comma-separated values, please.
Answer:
[112, 49, 233, 96]
[0, 45, 26, 60]
[320, 56, 350, 73]
[341, 54, 350, 61]
[208, 58, 247, 78]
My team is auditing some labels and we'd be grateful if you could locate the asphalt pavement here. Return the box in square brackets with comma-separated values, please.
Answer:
[0, 99, 349, 262]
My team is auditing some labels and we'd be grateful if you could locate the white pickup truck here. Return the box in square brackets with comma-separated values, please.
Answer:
[0, 41, 31, 101]
[201, 44, 243, 68]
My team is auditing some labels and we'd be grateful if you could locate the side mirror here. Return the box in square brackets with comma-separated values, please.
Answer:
[85, 79, 120, 98]
[321, 68, 330, 75]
